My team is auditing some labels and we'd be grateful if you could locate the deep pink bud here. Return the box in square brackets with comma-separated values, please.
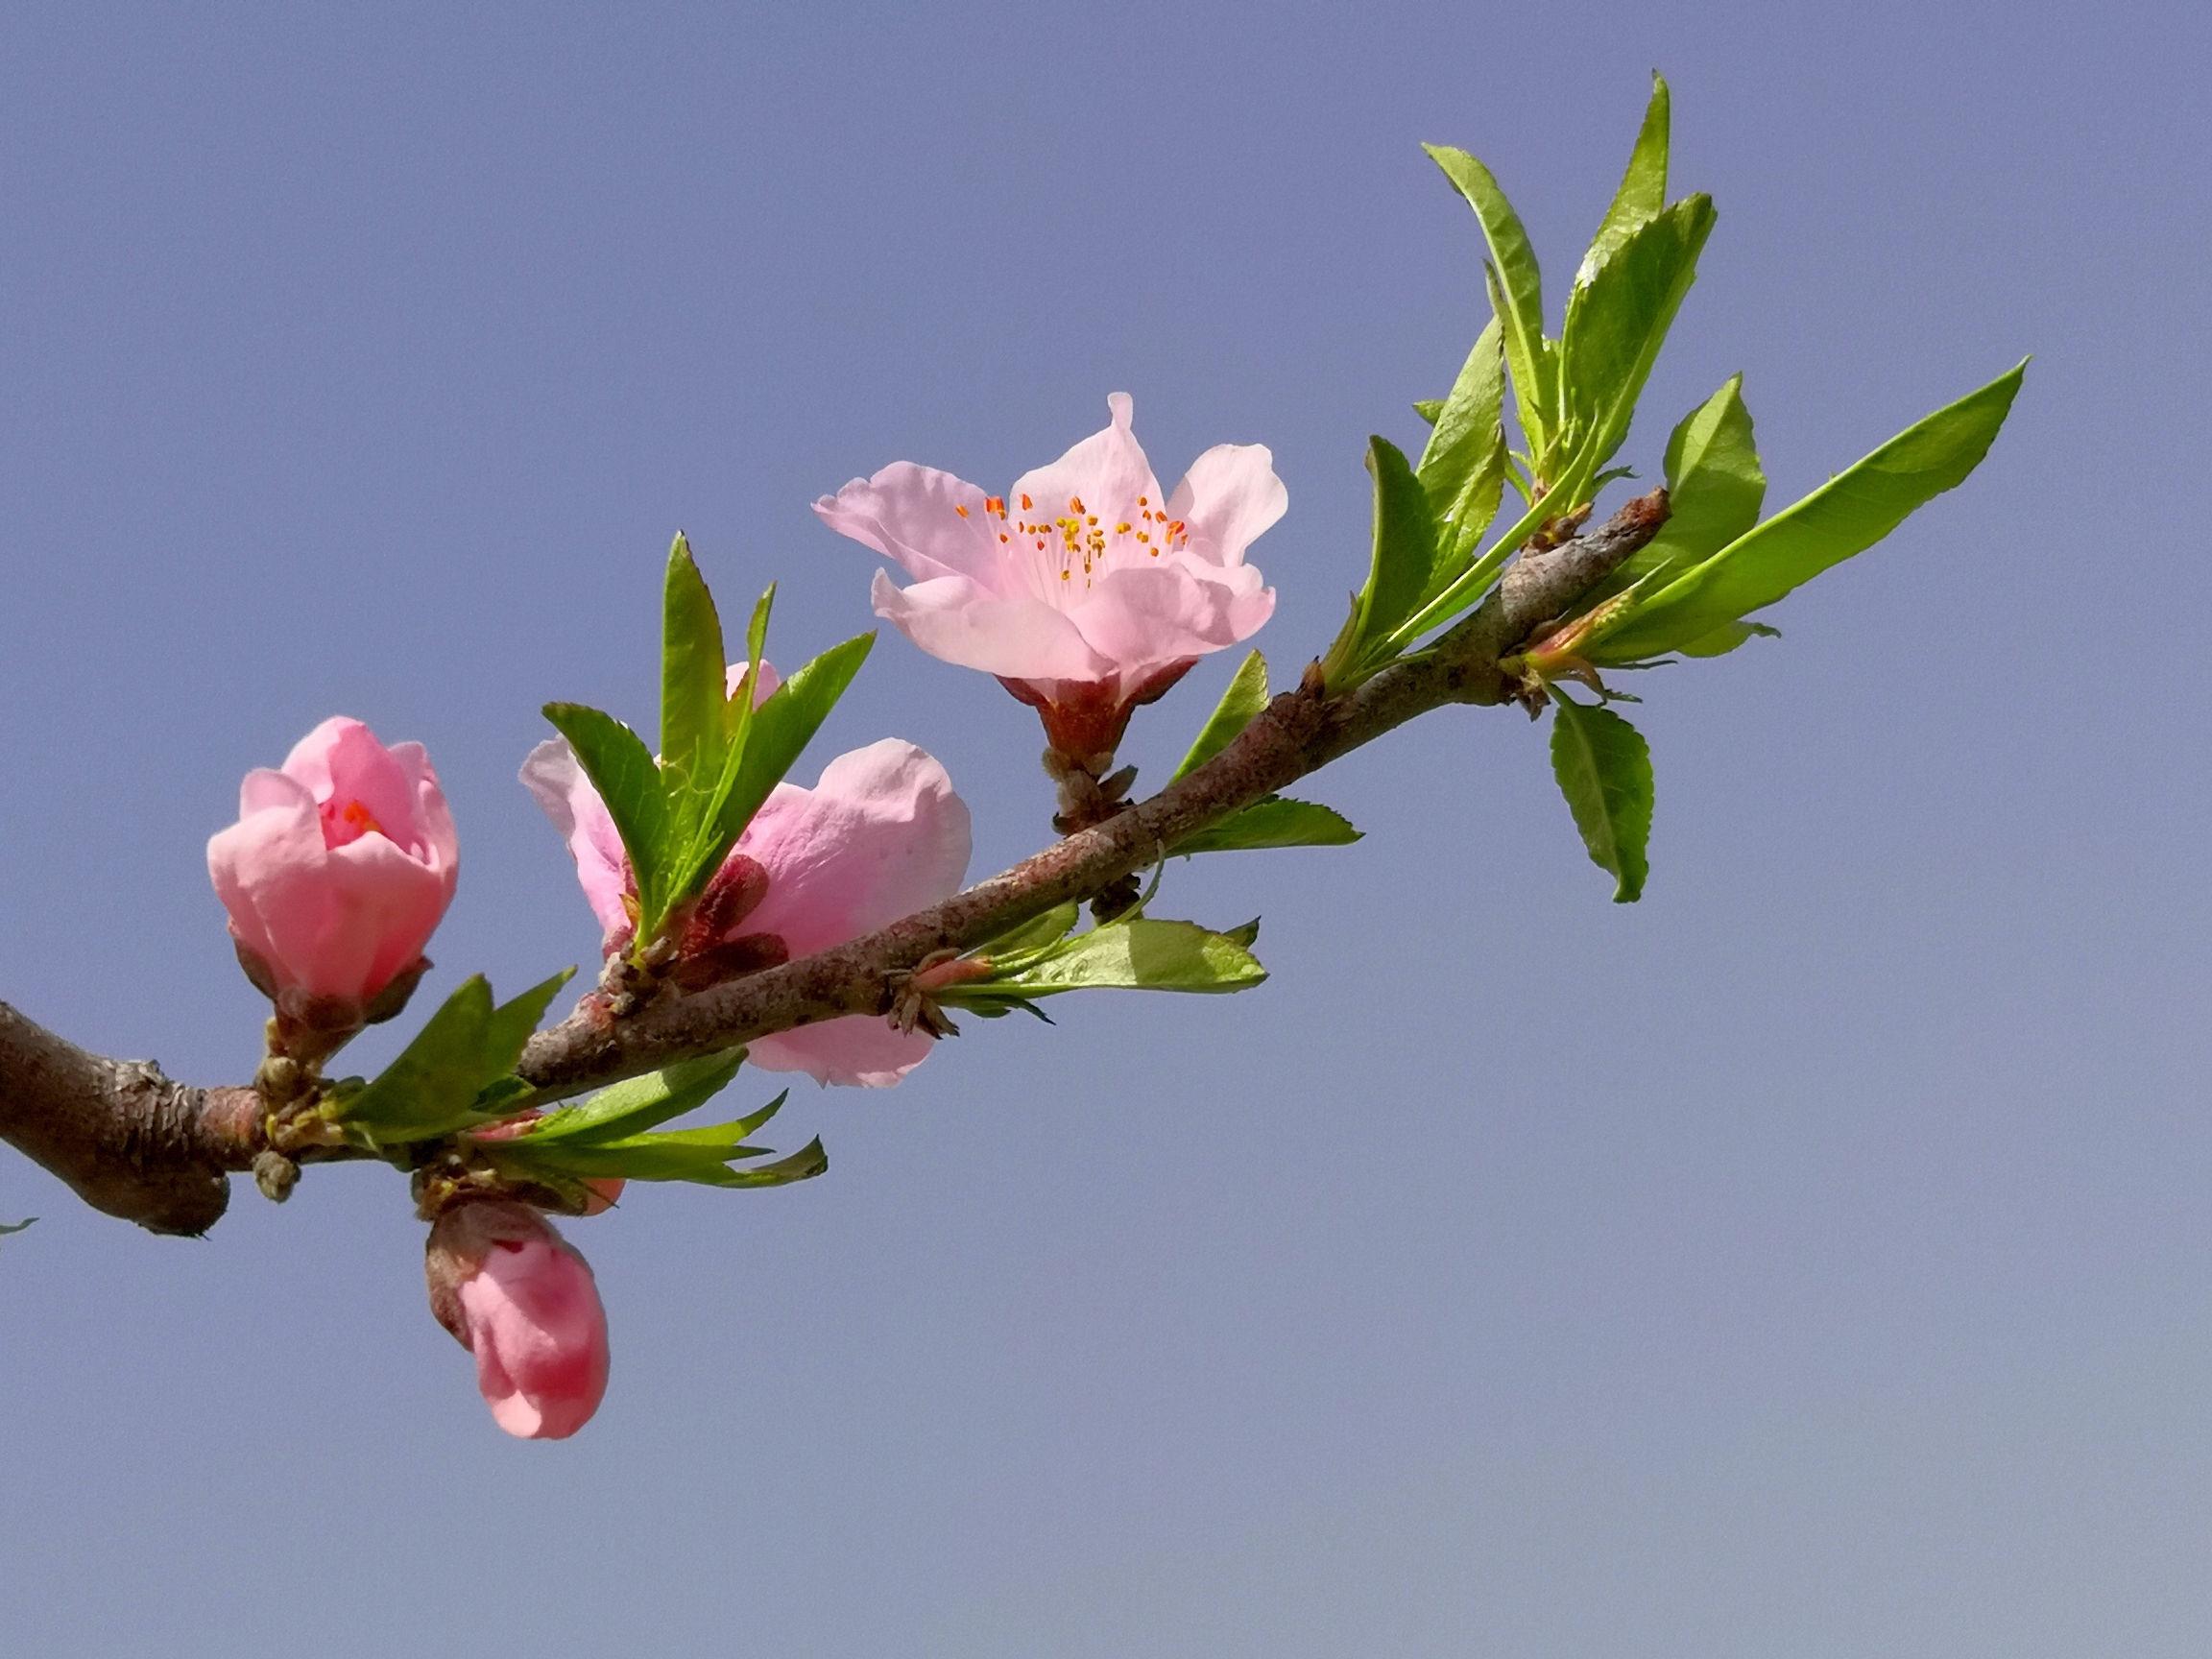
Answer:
[426, 1200, 609, 1440]
[207, 717, 459, 1004]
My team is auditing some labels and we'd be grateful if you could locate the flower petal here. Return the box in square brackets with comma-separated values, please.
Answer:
[456, 1235, 610, 1441]
[872, 567, 1112, 682]
[1165, 441, 1288, 569]
[736, 738, 973, 960]
[519, 738, 634, 940]
[208, 793, 324, 981]
[1008, 393, 1164, 540]
[1066, 564, 1277, 685]
[813, 463, 1007, 588]
[747, 1019, 938, 1088]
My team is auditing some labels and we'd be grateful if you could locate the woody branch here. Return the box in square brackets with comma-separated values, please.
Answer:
[0, 490, 1669, 1237]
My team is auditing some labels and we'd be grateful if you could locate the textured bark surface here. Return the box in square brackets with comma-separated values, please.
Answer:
[0, 491, 1668, 1233]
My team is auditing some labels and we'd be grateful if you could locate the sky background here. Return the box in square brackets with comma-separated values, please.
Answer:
[1, 2, 2206, 1653]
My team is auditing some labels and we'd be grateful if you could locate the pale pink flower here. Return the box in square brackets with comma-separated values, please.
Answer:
[520, 685, 973, 1088]
[426, 1200, 609, 1441]
[207, 716, 458, 1007]
[517, 663, 776, 946]
[815, 393, 1286, 760]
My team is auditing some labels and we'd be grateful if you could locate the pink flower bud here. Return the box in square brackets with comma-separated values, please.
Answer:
[425, 1200, 610, 1440]
[207, 717, 459, 1006]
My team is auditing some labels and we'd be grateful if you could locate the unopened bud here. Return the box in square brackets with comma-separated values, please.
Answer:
[252, 1150, 300, 1203]
[425, 1199, 610, 1440]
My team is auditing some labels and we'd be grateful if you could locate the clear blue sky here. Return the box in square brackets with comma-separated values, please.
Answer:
[2, 3, 2206, 1654]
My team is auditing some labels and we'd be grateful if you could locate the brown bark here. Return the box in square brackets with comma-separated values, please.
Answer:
[0, 491, 1668, 1234]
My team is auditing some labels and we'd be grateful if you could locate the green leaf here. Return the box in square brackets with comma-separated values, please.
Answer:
[520, 1052, 748, 1145]
[1416, 317, 1509, 578]
[1429, 143, 1555, 464]
[943, 917, 1268, 1004]
[710, 632, 874, 853]
[1323, 436, 1440, 685]
[698, 1140, 827, 1189]
[659, 533, 729, 819]
[1558, 194, 1717, 473]
[1588, 362, 2027, 661]
[1549, 692, 1653, 902]
[976, 902, 1083, 965]
[336, 975, 501, 1142]
[1172, 650, 1271, 782]
[0, 1217, 36, 1238]
[1170, 796, 1361, 855]
[1676, 619, 1779, 658]
[542, 702, 668, 928]
[1411, 398, 1445, 424]
[483, 969, 576, 1080]
[1579, 72, 1671, 283]
[1592, 376, 1767, 605]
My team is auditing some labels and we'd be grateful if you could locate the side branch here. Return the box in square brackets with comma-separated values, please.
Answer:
[515, 489, 1671, 1092]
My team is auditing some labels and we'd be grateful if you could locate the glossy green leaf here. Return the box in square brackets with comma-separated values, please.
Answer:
[1676, 619, 1779, 658]
[975, 902, 1082, 965]
[1593, 376, 1766, 605]
[1427, 144, 1555, 461]
[1549, 692, 1653, 902]
[710, 631, 874, 853]
[1171, 650, 1270, 782]
[1589, 362, 2026, 661]
[1323, 436, 1439, 685]
[1579, 72, 1671, 283]
[542, 702, 668, 926]
[482, 969, 576, 1080]
[944, 917, 1267, 1004]
[1558, 195, 1716, 472]
[1170, 796, 1360, 855]
[659, 533, 728, 815]
[519, 1052, 748, 1145]
[335, 975, 502, 1141]
[697, 1140, 827, 1189]
[1416, 317, 1508, 576]
[679, 586, 778, 898]
[1412, 398, 1445, 424]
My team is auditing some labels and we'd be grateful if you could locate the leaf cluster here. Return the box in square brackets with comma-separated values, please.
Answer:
[1306, 74, 2022, 903]
[934, 902, 1269, 1022]
[544, 536, 874, 953]
[476, 1053, 825, 1196]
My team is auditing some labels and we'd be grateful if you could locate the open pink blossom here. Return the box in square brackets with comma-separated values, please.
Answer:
[520, 689, 972, 1087]
[207, 716, 458, 1009]
[517, 662, 776, 946]
[815, 393, 1286, 761]
[426, 1200, 609, 1440]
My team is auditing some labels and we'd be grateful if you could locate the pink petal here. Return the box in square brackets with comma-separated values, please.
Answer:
[736, 738, 972, 960]
[871, 568, 1111, 682]
[813, 463, 1007, 588]
[317, 833, 452, 998]
[1065, 564, 1277, 685]
[387, 739, 462, 882]
[1165, 441, 1288, 569]
[208, 787, 324, 979]
[519, 738, 634, 940]
[746, 1019, 938, 1088]
[457, 1235, 610, 1441]
[1007, 393, 1165, 541]
[726, 661, 782, 705]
